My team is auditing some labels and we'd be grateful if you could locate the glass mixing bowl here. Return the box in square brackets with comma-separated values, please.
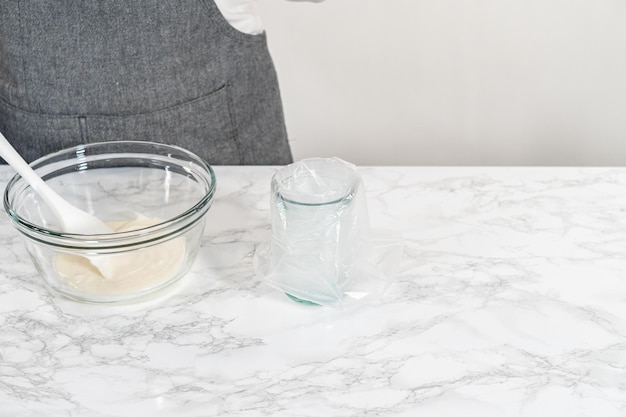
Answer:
[3, 141, 216, 303]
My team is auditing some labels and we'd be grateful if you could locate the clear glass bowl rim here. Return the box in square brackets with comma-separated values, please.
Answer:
[3, 140, 216, 249]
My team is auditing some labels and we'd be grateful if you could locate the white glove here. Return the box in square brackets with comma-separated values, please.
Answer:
[215, 0, 325, 35]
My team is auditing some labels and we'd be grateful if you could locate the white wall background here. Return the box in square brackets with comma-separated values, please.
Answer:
[257, 0, 626, 166]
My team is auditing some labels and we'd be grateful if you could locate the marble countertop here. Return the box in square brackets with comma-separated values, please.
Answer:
[2, 165, 626, 416]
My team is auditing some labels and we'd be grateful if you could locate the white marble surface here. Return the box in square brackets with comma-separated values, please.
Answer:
[2, 165, 626, 416]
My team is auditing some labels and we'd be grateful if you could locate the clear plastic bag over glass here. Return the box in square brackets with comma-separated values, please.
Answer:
[254, 157, 401, 307]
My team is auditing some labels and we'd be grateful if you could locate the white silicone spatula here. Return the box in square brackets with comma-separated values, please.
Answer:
[0, 131, 118, 278]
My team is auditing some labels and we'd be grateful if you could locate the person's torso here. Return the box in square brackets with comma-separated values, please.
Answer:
[0, 0, 291, 164]
[1, 0, 250, 114]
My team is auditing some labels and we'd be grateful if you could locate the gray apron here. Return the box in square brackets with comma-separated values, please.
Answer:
[0, 0, 292, 165]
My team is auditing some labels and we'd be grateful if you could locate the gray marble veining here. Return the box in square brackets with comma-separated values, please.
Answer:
[1, 166, 626, 416]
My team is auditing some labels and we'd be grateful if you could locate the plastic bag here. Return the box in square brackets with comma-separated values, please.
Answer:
[254, 157, 402, 307]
